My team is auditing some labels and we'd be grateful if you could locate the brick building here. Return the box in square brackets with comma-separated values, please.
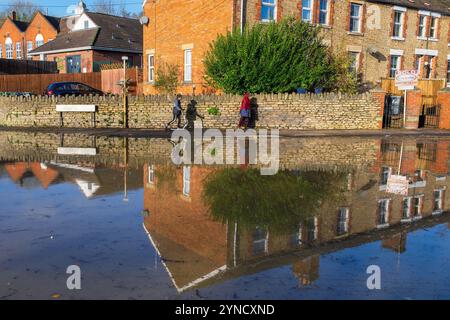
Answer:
[0, 11, 60, 60]
[29, 2, 143, 73]
[142, 0, 450, 94]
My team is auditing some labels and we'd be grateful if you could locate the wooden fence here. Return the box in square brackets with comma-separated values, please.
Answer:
[101, 67, 143, 95]
[0, 59, 58, 75]
[381, 78, 446, 97]
[0, 73, 102, 95]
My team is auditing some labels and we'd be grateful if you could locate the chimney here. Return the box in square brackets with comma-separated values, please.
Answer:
[11, 11, 17, 21]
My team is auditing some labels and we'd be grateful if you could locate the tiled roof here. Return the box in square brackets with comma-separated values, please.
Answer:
[30, 12, 142, 55]
[43, 15, 62, 32]
[11, 19, 29, 32]
[368, 0, 450, 16]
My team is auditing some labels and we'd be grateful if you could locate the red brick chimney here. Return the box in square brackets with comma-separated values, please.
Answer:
[11, 11, 17, 21]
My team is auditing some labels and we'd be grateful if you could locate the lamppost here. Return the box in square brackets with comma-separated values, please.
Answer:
[122, 56, 129, 128]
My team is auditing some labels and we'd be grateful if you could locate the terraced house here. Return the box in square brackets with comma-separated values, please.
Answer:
[142, 0, 450, 94]
[0, 11, 60, 60]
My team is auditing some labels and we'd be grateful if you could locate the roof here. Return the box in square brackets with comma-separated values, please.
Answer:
[43, 14, 62, 32]
[30, 12, 142, 55]
[368, 0, 450, 16]
[10, 18, 29, 32]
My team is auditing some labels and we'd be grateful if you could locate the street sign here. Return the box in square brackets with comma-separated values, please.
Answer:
[386, 175, 409, 196]
[395, 70, 419, 90]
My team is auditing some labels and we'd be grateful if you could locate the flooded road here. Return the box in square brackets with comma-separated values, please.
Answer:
[0, 131, 449, 300]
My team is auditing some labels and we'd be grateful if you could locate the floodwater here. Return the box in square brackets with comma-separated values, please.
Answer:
[0, 130, 449, 300]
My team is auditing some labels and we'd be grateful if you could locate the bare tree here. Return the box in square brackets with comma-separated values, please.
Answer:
[93, 0, 117, 15]
[0, 0, 42, 21]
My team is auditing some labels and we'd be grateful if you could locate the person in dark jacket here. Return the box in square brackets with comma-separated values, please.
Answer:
[166, 94, 184, 129]
[185, 100, 204, 129]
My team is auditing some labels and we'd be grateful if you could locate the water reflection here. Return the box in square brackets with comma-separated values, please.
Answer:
[0, 131, 449, 299]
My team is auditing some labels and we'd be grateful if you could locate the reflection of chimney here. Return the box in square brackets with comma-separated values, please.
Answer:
[293, 255, 320, 287]
[11, 11, 17, 21]
[382, 232, 407, 253]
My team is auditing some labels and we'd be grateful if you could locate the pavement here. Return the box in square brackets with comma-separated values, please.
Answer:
[0, 126, 449, 138]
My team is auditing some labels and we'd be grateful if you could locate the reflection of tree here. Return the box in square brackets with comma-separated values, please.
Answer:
[203, 169, 346, 234]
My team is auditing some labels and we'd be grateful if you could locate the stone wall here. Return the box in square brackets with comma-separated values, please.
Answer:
[0, 92, 383, 130]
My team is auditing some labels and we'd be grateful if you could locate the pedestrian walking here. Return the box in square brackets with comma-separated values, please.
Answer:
[238, 93, 251, 129]
[166, 94, 184, 130]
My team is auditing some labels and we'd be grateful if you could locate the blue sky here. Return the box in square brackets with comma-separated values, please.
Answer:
[1, 0, 143, 17]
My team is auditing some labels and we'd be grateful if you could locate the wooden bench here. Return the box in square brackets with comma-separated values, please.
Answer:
[56, 104, 97, 128]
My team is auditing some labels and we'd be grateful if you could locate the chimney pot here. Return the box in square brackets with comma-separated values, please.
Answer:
[11, 11, 17, 20]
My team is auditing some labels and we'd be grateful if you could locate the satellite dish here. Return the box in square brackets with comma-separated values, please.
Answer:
[140, 16, 150, 26]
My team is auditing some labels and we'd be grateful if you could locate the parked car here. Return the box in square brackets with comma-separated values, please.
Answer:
[44, 82, 103, 96]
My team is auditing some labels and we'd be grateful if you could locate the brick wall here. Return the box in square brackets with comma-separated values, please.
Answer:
[0, 92, 383, 130]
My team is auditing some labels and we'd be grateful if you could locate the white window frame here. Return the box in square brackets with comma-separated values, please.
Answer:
[182, 166, 191, 197]
[389, 55, 401, 78]
[318, 0, 330, 25]
[412, 195, 424, 220]
[337, 207, 349, 235]
[147, 54, 154, 83]
[301, 0, 312, 23]
[27, 41, 33, 59]
[429, 16, 438, 39]
[261, 0, 277, 22]
[5, 38, 13, 59]
[349, 3, 362, 33]
[401, 197, 412, 222]
[0, 44, 3, 58]
[348, 51, 360, 74]
[183, 49, 192, 83]
[418, 15, 427, 38]
[433, 188, 445, 215]
[392, 10, 405, 39]
[35, 34, 44, 48]
[377, 199, 390, 228]
[253, 227, 269, 255]
[147, 165, 155, 185]
[16, 42, 21, 60]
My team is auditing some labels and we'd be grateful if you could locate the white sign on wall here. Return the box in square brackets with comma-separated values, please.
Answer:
[395, 70, 419, 90]
[386, 175, 409, 196]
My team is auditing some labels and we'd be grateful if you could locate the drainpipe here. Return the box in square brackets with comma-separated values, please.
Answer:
[240, 0, 247, 34]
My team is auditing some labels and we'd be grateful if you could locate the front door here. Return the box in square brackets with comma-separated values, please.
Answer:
[66, 55, 81, 73]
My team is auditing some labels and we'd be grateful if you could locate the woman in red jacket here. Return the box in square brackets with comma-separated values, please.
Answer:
[238, 92, 251, 129]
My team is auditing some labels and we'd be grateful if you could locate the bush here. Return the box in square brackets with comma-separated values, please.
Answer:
[154, 62, 179, 95]
[204, 17, 356, 94]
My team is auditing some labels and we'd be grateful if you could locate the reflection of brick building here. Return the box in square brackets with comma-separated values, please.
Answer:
[4, 162, 59, 189]
[141, 138, 449, 293]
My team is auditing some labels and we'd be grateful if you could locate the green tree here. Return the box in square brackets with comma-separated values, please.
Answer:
[204, 17, 355, 94]
[154, 62, 180, 95]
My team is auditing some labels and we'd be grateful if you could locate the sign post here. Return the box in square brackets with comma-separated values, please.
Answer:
[395, 70, 419, 128]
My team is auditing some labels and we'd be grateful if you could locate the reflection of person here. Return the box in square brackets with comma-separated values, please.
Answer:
[238, 93, 251, 129]
[166, 94, 183, 129]
[186, 100, 204, 129]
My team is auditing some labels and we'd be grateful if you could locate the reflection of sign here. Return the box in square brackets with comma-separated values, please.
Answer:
[395, 70, 419, 90]
[57, 147, 97, 156]
[386, 175, 409, 196]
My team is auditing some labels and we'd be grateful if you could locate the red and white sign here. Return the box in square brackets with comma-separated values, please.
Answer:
[395, 70, 419, 90]
[386, 175, 409, 196]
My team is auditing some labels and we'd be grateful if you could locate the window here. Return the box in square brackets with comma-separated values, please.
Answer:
[16, 42, 21, 59]
[402, 197, 412, 220]
[348, 51, 359, 74]
[35, 34, 44, 47]
[84, 20, 89, 29]
[253, 227, 268, 255]
[429, 17, 438, 39]
[392, 11, 404, 38]
[424, 56, 434, 79]
[349, 3, 362, 33]
[301, 0, 312, 22]
[389, 55, 401, 78]
[0, 44, 2, 58]
[27, 41, 33, 58]
[377, 199, 390, 227]
[184, 49, 192, 82]
[147, 54, 154, 82]
[415, 55, 422, 75]
[5, 38, 13, 59]
[147, 165, 155, 185]
[337, 207, 349, 235]
[183, 166, 191, 196]
[413, 195, 423, 218]
[290, 225, 302, 247]
[306, 217, 318, 242]
[318, 0, 329, 25]
[261, 0, 277, 21]
[433, 189, 445, 212]
[418, 15, 427, 37]
[380, 166, 391, 185]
